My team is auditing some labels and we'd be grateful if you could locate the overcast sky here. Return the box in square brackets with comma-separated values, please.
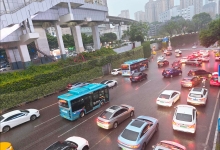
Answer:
[107, 0, 180, 19]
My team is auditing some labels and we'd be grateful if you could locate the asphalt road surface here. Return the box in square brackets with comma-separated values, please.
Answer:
[1, 48, 219, 150]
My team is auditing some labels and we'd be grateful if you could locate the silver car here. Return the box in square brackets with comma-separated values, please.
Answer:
[97, 104, 134, 129]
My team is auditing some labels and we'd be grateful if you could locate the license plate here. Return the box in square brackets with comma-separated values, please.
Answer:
[193, 98, 197, 101]
[97, 123, 105, 128]
[122, 148, 129, 150]
[160, 101, 164, 103]
[180, 125, 187, 128]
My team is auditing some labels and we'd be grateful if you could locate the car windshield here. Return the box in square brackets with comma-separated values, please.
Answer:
[176, 113, 192, 122]
[156, 141, 184, 150]
[0, 115, 4, 121]
[20, 110, 30, 113]
[101, 80, 108, 84]
[100, 111, 113, 119]
[121, 129, 139, 141]
[112, 70, 116, 72]
[159, 94, 170, 99]
[132, 73, 140, 77]
[189, 93, 203, 98]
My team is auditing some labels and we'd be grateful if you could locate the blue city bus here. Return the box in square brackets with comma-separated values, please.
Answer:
[121, 58, 148, 76]
[58, 83, 109, 121]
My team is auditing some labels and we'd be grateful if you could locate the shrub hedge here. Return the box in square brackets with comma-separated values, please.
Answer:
[0, 46, 144, 111]
[142, 42, 151, 58]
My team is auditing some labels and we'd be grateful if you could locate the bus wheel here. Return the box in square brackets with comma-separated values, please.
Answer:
[80, 111, 85, 118]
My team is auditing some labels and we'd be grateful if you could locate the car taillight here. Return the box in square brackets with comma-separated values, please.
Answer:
[173, 121, 177, 125]
[188, 124, 195, 129]
[200, 98, 205, 101]
[166, 71, 169, 74]
[130, 144, 140, 149]
[135, 77, 139, 79]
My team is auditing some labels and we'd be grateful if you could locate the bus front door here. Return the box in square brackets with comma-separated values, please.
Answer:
[84, 95, 93, 113]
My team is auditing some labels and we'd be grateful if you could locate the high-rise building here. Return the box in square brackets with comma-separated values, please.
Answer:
[180, 0, 194, 9]
[203, 2, 217, 18]
[118, 10, 130, 19]
[194, 0, 203, 14]
[145, 0, 157, 23]
[134, 11, 146, 22]
[161, 0, 175, 11]
[159, 6, 180, 22]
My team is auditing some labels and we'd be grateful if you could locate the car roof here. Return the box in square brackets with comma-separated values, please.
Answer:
[2, 110, 21, 118]
[165, 68, 173, 71]
[161, 90, 175, 95]
[176, 105, 195, 115]
[106, 105, 121, 113]
[126, 119, 147, 133]
[190, 88, 206, 94]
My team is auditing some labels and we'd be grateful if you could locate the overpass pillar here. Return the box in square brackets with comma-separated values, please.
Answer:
[91, 25, 101, 50]
[55, 23, 66, 59]
[34, 27, 51, 64]
[6, 49, 23, 70]
[71, 26, 84, 53]
[18, 45, 31, 69]
[118, 25, 122, 40]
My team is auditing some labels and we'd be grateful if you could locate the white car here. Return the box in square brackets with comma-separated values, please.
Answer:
[45, 136, 89, 150]
[152, 140, 186, 150]
[175, 49, 182, 53]
[180, 57, 188, 63]
[111, 68, 122, 75]
[100, 80, 118, 88]
[0, 109, 40, 133]
[199, 56, 209, 62]
[156, 90, 181, 107]
[192, 46, 197, 49]
[187, 88, 208, 105]
[0, 67, 7, 72]
[212, 72, 218, 76]
[157, 55, 165, 61]
[163, 50, 168, 54]
[172, 105, 197, 134]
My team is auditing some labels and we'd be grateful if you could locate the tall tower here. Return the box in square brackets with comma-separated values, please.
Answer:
[194, 0, 203, 14]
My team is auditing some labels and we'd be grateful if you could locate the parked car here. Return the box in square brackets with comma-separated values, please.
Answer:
[187, 69, 212, 78]
[162, 68, 182, 78]
[118, 116, 159, 150]
[97, 104, 134, 129]
[172, 105, 197, 134]
[156, 90, 181, 107]
[210, 75, 220, 87]
[185, 59, 202, 66]
[187, 88, 208, 105]
[157, 60, 169, 67]
[152, 140, 186, 150]
[111, 68, 122, 75]
[181, 76, 200, 88]
[45, 136, 89, 150]
[130, 72, 147, 82]
[100, 80, 117, 88]
[66, 82, 88, 90]
[0, 109, 40, 133]
[0, 142, 14, 150]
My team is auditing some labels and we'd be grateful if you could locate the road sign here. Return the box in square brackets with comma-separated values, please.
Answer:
[162, 37, 169, 42]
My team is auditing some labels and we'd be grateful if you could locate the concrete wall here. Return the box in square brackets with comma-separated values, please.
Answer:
[113, 44, 133, 54]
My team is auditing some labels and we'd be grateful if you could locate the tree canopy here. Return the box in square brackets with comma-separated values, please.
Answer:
[199, 19, 220, 47]
[100, 32, 117, 43]
[192, 12, 212, 31]
[46, 34, 58, 49]
[128, 22, 149, 42]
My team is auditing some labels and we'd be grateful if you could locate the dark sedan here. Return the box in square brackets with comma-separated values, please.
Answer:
[157, 60, 169, 67]
[187, 69, 212, 78]
[162, 68, 182, 78]
[181, 76, 200, 88]
[130, 72, 147, 82]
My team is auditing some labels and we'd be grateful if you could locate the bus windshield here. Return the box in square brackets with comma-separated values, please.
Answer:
[59, 99, 69, 108]
[121, 64, 129, 70]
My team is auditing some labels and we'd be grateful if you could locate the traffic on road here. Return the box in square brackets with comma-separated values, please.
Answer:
[0, 48, 219, 150]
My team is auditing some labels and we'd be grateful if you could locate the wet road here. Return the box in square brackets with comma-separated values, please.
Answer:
[1, 49, 219, 150]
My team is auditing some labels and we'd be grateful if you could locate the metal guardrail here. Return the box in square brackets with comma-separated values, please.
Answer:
[0, 0, 44, 16]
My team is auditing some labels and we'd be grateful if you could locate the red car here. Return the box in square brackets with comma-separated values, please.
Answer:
[210, 75, 220, 87]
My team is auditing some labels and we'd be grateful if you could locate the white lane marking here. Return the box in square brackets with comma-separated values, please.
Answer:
[34, 115, 60, 128]
[90, 131, 113, 149]
[158, 84, 170, 94]
[58, 110, 103, 138]
[39, 102, 57, 111]
[135, 80, 152, 90]
[204, 89, 220, 150]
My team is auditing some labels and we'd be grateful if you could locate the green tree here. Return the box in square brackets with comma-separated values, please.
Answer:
[129, 22, 149, 42]
[100, 32, 117, 43]
[62, 34, 75, 48]
[192, 12, 212, 31]
[46, 34, 58, 49]
[184, 20, 197, 33]
[159, 20, 177, 37]
[171, 16, 186, 34]
[81, 33, 93, 46]
[142, 41, 151, 58]
[199, 19, 220, 47]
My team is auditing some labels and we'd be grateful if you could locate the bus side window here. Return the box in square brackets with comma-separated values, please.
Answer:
[99, 89, 105, 99]
[92, 91, 99, 106]
[71, 98, 84, 112]
[104, 88, 109, 101]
